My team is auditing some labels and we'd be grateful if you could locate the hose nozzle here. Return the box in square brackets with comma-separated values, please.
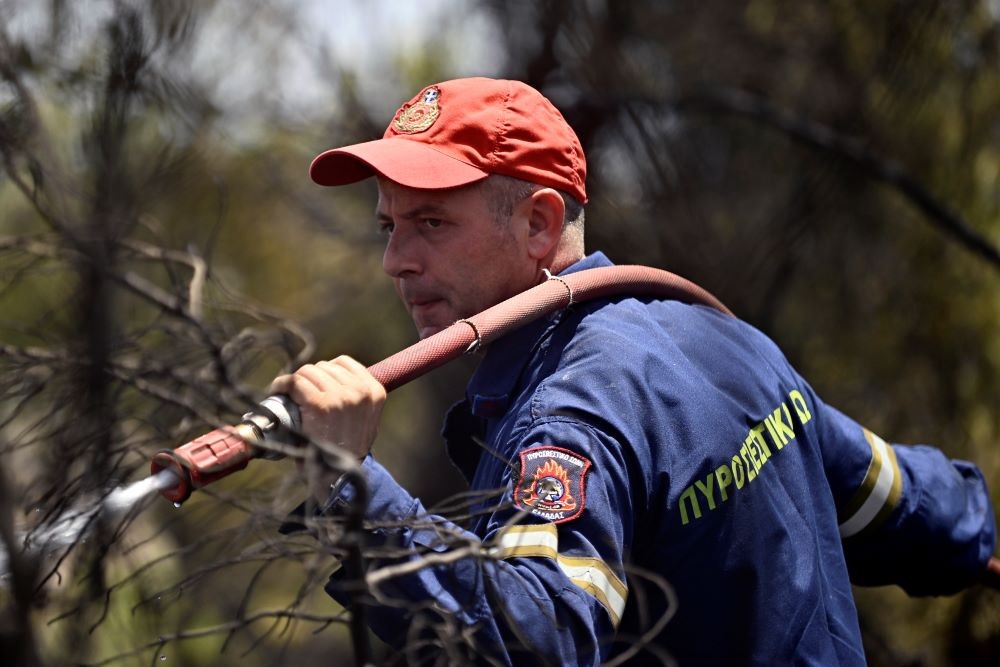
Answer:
[151, 395, 300, 504]
[150, 423, 262, 504]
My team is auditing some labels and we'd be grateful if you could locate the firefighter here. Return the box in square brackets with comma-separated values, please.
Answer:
[270, 77, 998, 665]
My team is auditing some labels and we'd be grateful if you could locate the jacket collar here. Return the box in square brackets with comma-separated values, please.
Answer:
[464, 251, 613, 418]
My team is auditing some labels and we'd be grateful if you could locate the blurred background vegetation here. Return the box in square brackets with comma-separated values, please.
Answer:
[0, 0, 997, 664]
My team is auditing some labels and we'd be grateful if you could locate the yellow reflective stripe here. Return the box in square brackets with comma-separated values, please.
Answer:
[493, 524, 558, 558]
[558, 558, 627, 626]
[839, 429, 903, 538]
[493, 524, 628, 626]
[501, 545, 558, 559]
[570, 579, 614, 615]
[841, 431, 884, 519]
[557, 555, 629, 603]
[866, 443, 903, 534]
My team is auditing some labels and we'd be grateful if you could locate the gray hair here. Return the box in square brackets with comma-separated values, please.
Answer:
[480, 174, 585, 236]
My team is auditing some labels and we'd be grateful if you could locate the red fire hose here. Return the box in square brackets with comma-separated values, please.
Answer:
[150, 265, 732, 503]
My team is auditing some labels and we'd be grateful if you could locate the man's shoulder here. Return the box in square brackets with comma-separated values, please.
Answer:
[563, 296, 740, 358]
[536, 298, 712, 392]
[548, 295, 792, 394]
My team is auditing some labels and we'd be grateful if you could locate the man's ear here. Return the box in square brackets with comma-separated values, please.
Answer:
[520, 188, 565, 261]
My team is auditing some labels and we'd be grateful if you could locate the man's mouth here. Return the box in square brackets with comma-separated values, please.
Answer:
[409, 298, 445, 314]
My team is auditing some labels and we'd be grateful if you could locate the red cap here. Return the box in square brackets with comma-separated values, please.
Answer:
[310, 78, 587, 204]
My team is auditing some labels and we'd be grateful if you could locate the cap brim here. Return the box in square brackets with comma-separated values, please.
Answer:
[310, 137, 489, 190]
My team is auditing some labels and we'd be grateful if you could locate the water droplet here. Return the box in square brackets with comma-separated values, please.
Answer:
[172, 502, 182, 509]
[159, 656, 167, 662]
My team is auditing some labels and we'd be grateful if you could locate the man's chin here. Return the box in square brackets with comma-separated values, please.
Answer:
[416, 321, 447, 339]
[409, 301, 454, 339]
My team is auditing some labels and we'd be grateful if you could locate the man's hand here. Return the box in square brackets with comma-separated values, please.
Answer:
[269, 356, 386, 503]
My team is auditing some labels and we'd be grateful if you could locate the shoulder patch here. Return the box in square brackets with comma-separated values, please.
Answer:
[514, 446, 592, 524]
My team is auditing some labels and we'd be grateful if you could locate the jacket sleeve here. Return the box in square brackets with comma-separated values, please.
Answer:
[316, 417, 633, 665]
[799, 383, 997, 595]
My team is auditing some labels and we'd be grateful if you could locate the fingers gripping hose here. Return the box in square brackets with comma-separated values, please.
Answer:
[151, 265, 733, 503]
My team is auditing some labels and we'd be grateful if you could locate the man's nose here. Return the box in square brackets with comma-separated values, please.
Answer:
[382, 224, 421, 278]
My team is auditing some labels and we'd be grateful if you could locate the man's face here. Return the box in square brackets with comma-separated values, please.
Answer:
[377, 178, 538, 338]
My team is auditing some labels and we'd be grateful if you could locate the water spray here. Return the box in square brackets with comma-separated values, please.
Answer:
[0, 469, 179, 583]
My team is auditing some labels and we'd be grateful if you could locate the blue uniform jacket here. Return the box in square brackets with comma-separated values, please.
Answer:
[317, 252, 996, 665]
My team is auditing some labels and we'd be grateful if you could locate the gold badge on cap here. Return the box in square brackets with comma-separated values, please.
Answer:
[393, 87, 440, 134]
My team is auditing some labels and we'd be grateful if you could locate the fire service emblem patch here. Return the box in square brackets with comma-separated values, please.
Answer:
[393, 86, 440, 134]
[514, 446, 592, 524]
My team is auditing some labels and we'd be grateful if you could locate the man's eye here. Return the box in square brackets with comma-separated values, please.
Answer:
[379, 222, 394, 236]
[422, 218, 443, 229]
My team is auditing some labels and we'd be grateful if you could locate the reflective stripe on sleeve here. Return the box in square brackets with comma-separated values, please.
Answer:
[493, 524, 628, 626]
[557, 556, 628, 626]
[838, 428, 903, 538]
[494, 524, 559, 559]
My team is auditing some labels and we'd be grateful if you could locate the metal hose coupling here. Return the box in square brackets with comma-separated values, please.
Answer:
[150, 395, 300, 504]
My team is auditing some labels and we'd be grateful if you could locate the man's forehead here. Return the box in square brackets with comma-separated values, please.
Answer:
[375, 178, 482, 211]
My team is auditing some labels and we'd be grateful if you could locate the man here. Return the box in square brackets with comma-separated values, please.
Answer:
[271, 78, 998, 665]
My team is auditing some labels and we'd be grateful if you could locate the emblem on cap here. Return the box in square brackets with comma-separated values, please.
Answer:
[393, 86, 441, 134]
[514, 446, 591, 524]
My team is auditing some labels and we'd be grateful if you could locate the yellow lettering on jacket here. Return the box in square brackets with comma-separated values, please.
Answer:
[677, 389, 812, 527]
